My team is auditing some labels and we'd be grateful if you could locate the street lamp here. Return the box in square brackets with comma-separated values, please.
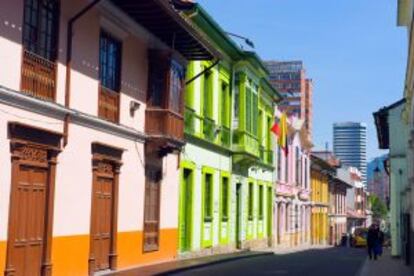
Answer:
[225, 32, 255, 49]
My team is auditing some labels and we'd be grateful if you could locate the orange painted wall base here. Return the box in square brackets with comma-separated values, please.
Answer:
[0, 241, 5, 274]
[0, 228, 178, 275]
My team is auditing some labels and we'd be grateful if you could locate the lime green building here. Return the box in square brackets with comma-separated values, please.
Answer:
[179, 4, 281, 256]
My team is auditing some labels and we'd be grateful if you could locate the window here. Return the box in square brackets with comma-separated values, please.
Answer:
[252, 92, 258, 136]
[220, 82, 230, 127]
[304, 158, 308, 189]
[245, 82, 258, 136]
[169, 60, 184, 113]
[234, 85, 239, 122]
[285, 144, 289, 182]
[258, 110, 263, 143]
[259, 185, 264, 220]
[221, 176, 229, 221]
[143, 163, 162, 252]
[277, 146, 282, 180]
[245, 87, 252, 133]
[204, 173, 213, 222]
[295, 147, 300, 185]
[248, 182, 254, 220]
[267, 116, 272, 150]
[99, 32, 122, 92]
[203, 70, 212, 118]
[23, 0, 60, 61]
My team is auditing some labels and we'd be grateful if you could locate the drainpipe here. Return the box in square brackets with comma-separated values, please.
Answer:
[64, 0, 103, 146]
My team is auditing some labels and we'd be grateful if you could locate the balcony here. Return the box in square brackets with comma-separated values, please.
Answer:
[260, 146, 273, 166]
[220, 126, 231, 148]
[21, 49, 56, 101]
[98, 86, 120, 123]
[184, 106, 203, 137]
[146, 108, 184, 142]
[233, 131, 259, 156]
[185, 107, 231, 148]
[184, 106, 196, 134]
[232, 130, 259, 166]
[203, 117, 216, 141]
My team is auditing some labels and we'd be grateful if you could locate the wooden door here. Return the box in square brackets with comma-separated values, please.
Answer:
[8, 164, 48, 276]
[235, 183, 242, 249]
[267, 187, 272, 244]
[143, 164, 161, 252]
[91, 161, 115, 271]
[180, 168, 192, 251]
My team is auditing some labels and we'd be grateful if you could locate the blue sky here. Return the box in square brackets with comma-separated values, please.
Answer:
[197, 0, 407, 160]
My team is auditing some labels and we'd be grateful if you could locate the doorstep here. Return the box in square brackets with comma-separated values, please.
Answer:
[104, 250, 273, 276]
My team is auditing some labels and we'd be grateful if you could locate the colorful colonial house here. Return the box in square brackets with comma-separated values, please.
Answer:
[329, 168, 352, 245]
[274, 114, 312, 247]
[0, 0, 217, 275]
[179, 4, 280, 256]
[374, 99, 409, 258]
[311, 151, 351, 246]
[310, 154, 333, 245]
[341, 167, 368, 234]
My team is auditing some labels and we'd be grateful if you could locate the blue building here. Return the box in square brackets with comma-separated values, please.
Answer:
[333, 122, 367, 185]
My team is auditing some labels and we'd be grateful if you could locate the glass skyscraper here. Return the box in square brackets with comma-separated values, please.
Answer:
[333, 122, 367, 185]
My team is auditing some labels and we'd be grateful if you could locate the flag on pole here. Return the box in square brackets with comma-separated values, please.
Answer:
[279, 113, 289, 156]
[271, 117, 280, 136]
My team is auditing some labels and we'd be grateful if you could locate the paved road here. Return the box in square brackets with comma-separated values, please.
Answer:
[167, 247, 367, 276]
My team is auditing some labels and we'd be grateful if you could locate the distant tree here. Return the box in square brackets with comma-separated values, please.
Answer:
[369, 194, 388, 220]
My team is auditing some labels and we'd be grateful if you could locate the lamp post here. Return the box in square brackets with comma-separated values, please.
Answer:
[225, 32, 255, 49]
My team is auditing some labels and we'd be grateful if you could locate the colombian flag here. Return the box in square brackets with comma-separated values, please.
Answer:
[271, 113, 288, 156]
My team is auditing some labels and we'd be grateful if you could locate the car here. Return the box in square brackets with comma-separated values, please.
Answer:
[352, 228, 368, 247]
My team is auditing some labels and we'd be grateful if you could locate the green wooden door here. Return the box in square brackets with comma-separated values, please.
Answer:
[180, 168, 193, 251]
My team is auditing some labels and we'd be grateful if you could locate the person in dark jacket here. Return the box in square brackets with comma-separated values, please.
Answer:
[367, 224, 379, 260]
[376, 228, 384, 257]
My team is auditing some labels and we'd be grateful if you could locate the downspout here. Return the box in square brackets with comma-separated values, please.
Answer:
[64, 0, 103, 146]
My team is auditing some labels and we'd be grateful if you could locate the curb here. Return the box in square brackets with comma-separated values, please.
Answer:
[155, 251, 274, 275]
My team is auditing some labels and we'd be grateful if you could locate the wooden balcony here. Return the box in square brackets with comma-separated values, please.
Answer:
[98, 86, 120, 123]
[146, 108, 184, 142]
[21, 49, 56, 101]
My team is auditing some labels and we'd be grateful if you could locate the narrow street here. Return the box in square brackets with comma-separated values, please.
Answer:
[167, 248, 366, 276]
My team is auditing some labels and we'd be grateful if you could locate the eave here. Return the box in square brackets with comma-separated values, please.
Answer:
[185, 3, 242, 61]
[397, 0, 412, 27]
[110, 0, 220, 60]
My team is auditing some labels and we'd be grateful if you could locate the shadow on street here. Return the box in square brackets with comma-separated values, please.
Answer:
[165, 247, 367, 276]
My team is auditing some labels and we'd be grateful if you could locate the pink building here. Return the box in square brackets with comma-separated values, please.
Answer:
[0, 0, 216, 275]
[274, 113, 312, 247]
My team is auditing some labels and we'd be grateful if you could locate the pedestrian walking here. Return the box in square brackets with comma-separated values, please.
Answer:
[341, 233, 347, 247]
[376, 227, 384, 257]
[367, 224, 379, 260]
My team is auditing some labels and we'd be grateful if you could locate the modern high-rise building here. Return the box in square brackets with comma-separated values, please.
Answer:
[265, 60, 313, 137]
[333, 122, 367, 185]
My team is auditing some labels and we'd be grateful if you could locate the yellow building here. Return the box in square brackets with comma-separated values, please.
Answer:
[310, 155, 335, 245]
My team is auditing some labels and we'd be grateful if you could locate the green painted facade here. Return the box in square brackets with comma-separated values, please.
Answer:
[179, 4, 281, 255]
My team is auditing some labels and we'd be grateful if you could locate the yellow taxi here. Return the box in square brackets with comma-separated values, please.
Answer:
[352, 228, 368, 247]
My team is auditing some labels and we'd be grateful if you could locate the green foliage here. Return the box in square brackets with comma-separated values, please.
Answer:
[369, 194, 388, 219]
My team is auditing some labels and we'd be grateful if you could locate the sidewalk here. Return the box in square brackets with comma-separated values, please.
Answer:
[357, 248, 413, 276]
[104, 250, 272, 276]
